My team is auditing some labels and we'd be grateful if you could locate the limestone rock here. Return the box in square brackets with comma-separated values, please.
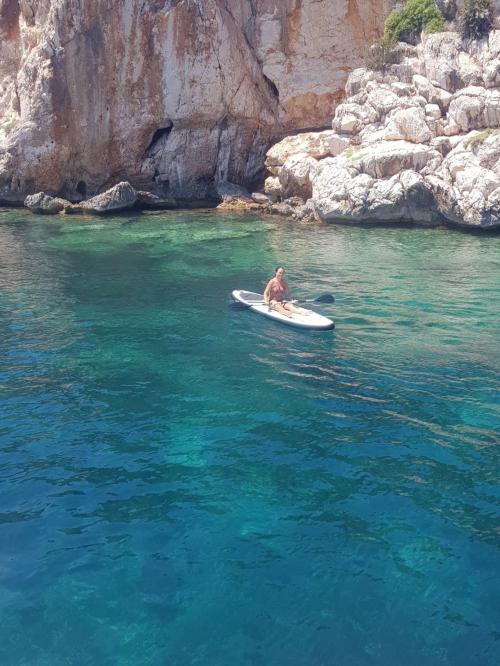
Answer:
[269, 202, 295, 217]
[391, 82, 415, 97]
[264, 27, 500, 229]
[293, 199, 317, 222]
[443, 122, 462, 136]
[384, 107, 433, 144]
[312, 162, 362, 221]
[332, 102, 379, 134]
[457, 52, 484, 87]
[484, 59, 500, 88]
[455, 165, 498, 196]
[359, 141, 442, 179]
[264, 176, 282, 203]
[136, 191, 176, 208]
[359, 123, 387, 146]
[488, 187, 500, 217]
[425, 104, 442, 120]
[430, 136, 453, 156]
[313, 164, 439, 224]
[430, 130, 500, 227]
[256, 0, 389, 129]
[251, 192, 270, 205]
[366, 87, 401, 116]
[266, 131, 349, 170]
[419, 32, 463, 92]
[24, 192, 70, 214]
[346, 69, 378, 97]
[79, 182, 137, 214]
[217, 196, 262, 211]
[284, 196, 306, 208]
[216, 182, 251, 201]
[425, 175, 460, 221]
[468, 130, 500, 172]
[448, 87, 500, 131]
[388, 57, 425, 83]
[279, 153, 318, 200]
[412, 75, 453, 111]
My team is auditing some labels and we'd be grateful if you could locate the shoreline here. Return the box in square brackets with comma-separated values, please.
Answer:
[2, 202, 499, 235]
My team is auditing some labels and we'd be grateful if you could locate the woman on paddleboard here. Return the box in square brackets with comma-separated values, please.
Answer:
[263, 267, 310, 317]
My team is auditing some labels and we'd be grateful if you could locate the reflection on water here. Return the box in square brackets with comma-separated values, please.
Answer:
[0, 209, 499, 666]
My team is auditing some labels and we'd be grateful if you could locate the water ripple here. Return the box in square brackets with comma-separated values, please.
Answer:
[1, 211, 499, 665]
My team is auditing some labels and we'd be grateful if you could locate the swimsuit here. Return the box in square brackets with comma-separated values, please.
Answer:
[269, 281, 286, 303]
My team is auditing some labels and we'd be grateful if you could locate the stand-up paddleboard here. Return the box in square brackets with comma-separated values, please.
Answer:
[232, 290, 334, 331]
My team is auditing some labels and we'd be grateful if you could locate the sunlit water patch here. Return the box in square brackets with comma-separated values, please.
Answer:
[1, 209, 499, 665]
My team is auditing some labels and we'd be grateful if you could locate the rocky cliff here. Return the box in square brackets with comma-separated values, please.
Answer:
[0, 0, 391, 204]
[263, 29, 500, 229]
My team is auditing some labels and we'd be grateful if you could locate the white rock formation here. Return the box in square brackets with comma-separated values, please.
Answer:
[266, 131, 350, 173]
[448, 87, 500, 131]
[264, 175, 282, 202]
[279, 153, 318, 200]
[384, 107, 433, 143]
[265, 29, 500, 229]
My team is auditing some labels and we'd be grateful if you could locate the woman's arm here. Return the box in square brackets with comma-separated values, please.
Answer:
[263, 280, 272, 305]
[283, 280, 292, 300]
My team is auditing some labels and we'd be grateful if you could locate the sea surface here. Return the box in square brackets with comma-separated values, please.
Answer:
[1, 208, 499, 666]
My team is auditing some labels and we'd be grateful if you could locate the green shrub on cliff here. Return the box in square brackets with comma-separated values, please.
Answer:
[459, 0, 494, 39]
[364, 40, 402, 72]
[464, 128, 499, 148]
[384, 0, 445, 44]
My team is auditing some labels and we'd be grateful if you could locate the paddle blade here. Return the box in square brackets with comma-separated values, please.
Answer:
[229, 301, 251, 310]
[314, 294, 335, 303]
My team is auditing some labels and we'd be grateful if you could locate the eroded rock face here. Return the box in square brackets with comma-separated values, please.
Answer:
[0, 0, 391, 203]
[266, 29, 500, 229]
[266, 131, 349, 172]
[255, 0, 391, 129]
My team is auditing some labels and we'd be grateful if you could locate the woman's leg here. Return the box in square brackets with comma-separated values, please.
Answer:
[270, 301, 292, 317]
[283, 302, 311, 316]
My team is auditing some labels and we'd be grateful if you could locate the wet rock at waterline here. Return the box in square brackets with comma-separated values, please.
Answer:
[135, 191, 177, 209]
[25, 182, 179, 216]
[24, 193, 71, 214]
[69, 182, 137, 215]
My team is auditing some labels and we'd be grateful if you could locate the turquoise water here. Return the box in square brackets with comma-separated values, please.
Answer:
[1, 208, 499, 666]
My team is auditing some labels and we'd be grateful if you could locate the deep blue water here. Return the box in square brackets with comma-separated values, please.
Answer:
[1, 208, 499, 666]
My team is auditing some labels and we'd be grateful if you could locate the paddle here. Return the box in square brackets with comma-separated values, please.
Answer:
[229, 293, 334, 310]
[302, 294, 335, 304]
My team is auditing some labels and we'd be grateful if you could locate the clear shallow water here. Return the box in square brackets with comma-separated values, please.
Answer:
[0, 208, 499, 666]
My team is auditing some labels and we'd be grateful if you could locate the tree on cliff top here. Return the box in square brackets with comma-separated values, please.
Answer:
[384, 0, 445, 44]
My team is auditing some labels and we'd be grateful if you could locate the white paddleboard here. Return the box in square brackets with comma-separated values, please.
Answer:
[232, 290, 334, 331]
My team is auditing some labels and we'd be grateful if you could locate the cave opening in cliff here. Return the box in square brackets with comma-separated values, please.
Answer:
[76, 181, 87, 198]
[145, 124, 173, 154]
[263, 75, 279, 102]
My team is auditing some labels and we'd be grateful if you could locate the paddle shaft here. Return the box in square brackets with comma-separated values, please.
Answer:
[230, 293, 334, 309]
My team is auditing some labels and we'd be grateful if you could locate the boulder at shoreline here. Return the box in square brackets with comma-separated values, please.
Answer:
[24, 193, 71, 214]
[25, 182, 180, 216]
[76, 182, 137, 214]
